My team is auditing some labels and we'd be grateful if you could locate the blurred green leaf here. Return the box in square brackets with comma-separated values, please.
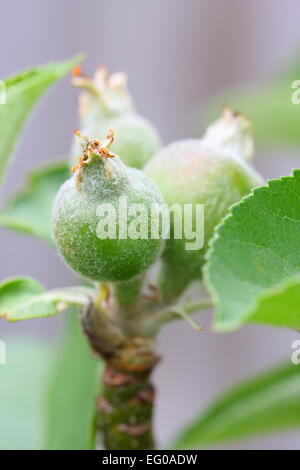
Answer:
[0, 277, 94, 321]
[206, 77, 300, 147]
[0, 55, 82, 185]
[44, 312, 101, 450]
[0, 339, 52, 449]
[205, 170, 300, 331]
[173, 361, 300, 449]
[0, 160, 69, 243]
[0, 314, 101, 450]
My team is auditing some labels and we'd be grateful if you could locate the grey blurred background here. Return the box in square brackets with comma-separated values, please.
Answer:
[1, 0, 300, 449]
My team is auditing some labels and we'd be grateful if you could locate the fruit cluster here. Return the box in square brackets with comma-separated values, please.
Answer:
[53, 68, 263, 301]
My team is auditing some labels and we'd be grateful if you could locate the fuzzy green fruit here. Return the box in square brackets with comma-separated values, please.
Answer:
[145, 108, 264, 300]
[70, 67, 161, 170]
[54, 130, 164, 282]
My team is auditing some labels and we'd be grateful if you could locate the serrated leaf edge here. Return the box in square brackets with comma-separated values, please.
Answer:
[203, 169, 300, 332]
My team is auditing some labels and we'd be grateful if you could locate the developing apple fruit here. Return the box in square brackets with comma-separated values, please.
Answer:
[70, 67, 161, 170]
[145, 108, 264, 301]
[54, 130, 164, 282]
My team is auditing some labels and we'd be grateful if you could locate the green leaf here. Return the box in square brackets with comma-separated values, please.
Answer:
[0, 160, 69, 243]
[173, 361, 300, 449]
[0, 55, 82, 184]
[0, 339, 52, 449]
[206, 78, 300, 147]
[0, 315, 101, 450]
[44, 311, 102, 450]
[205, 170, 300, 331]
[0, 277, 94, 321]
[205, 53, 300, 147]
